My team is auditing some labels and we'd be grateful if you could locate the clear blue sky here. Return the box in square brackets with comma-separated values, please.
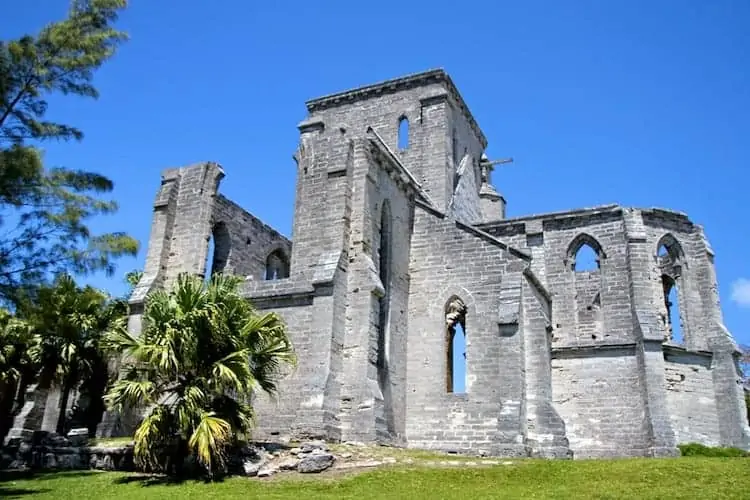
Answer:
[5, 1, 750, 347]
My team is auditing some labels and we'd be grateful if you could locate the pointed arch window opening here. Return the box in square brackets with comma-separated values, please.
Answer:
[573, 243, 600, 272]
[656, 236, 686, 343]
[445, 296, 467, 394]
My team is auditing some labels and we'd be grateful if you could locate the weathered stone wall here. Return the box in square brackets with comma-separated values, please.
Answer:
[449, 154, 482, 224]
[405, 203, 530, 455]
[96, 69, 750, 459]
[335, 140, 415, 444]
[663, 350, 721, 446]
[303, 70, 486, 214]
[478, 204, 750, 456]
[211, 195, 291, 280]
[520, 270, 572, 458]
[551, 348, 651, 458]
[482, 208, 653, 457]
[638, 209, 749, 448]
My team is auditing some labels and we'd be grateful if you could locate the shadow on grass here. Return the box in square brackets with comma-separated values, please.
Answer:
[0, 470, 99, 482]
[113, 473, 227, 487]
[0, 485, 51, 499]
[0, 470, 94, 498]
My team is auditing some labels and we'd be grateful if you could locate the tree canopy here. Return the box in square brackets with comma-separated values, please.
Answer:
[0, 0, 137, 305]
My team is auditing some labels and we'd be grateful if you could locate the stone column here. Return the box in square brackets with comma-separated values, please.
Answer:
[623, 209, 678, 456]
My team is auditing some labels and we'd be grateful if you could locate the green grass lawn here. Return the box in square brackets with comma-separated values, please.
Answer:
[1, 457, 749, 499]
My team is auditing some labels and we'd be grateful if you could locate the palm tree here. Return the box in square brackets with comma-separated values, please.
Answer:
[0, 309, 38, 441]
[104, 273, 296, 477]
[18, 274, 121, 434]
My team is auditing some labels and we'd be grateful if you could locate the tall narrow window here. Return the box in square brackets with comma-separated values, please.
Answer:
[452, 128, 459, 165]
[398, 116, 409, 150]
[657, 235, 686, 344]
[445, 296, 467, 394]
[204, 222, 231, 280]
[264, 249, 290, 280]
[204, 233, 215, 281]
[662, 274, 683, 343]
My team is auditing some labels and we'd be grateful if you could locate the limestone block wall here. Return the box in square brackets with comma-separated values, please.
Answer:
[243, 286, 334, 441]
[211, 195, 291, 280]
[477, 204, 750, 456]
[482, 207, 652, 457]
[335, 140, 415, 444]
[405, 203, 530, 455]
[520, 271, 571, 458]
[117, 69, 750, 457]
[449, 154, 482, 224]
[638, 208, 749, 448]
[303, 70, 486, 213]
[639, 209, 722, 352]
[238, 123, 356, 441]
[663, 350, 721, 446]
[550, 348, 651, 457]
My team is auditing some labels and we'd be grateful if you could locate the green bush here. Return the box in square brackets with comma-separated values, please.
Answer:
[678, 442, 749, 457]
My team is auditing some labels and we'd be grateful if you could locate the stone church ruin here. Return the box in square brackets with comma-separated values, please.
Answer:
[16, 69, 750, 459]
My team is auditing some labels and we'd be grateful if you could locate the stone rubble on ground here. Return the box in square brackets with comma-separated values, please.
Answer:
[3, 431, 521, 479]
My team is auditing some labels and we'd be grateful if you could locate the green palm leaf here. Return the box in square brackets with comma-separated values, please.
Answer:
[188, 412, 231, 474]
[106, 272, 295, 477]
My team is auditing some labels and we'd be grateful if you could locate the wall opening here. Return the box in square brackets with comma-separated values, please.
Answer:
[398, 116, 409, 150]
[662, 274, 683, 343]
[657, 235, 686, 344]
[568, 234, 605, 341]
[264, 249, 290, 280]
[567, 234, 604, 272]
[452, 323, 466, 393]
[205, 234, 215, 281]
[574, 243, 599, 272]
[452, 128, 459, 166]
[205, 222, 231, 280]
[445, 296, 467, 394]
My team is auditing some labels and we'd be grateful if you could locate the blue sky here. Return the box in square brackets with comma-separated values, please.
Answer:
[5, 1, 750, 348]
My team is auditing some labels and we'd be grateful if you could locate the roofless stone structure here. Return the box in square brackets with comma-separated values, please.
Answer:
[31, 69, 749, 458]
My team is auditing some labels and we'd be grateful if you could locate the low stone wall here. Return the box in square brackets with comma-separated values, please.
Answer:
[1, 430, 134, 471]
[1, 430, 338, 477]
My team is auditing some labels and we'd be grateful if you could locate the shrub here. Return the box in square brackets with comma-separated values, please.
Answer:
[678, 442, 749, 457]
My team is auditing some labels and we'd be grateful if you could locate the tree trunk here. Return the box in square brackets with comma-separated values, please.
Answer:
[56, 379, 72, 435]
[0, 379, 18, 443]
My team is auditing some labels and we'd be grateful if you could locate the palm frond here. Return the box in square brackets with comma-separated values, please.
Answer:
[209, 349, 253, 393]
[133, 405, 175, 473]
[105, 377, 156, 411]
[188, 412, 231, 475]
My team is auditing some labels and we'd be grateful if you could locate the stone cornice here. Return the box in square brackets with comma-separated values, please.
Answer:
[305, 69, 488, 149]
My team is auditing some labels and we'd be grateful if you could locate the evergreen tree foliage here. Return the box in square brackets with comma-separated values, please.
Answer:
[0, 0, 137, 305]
